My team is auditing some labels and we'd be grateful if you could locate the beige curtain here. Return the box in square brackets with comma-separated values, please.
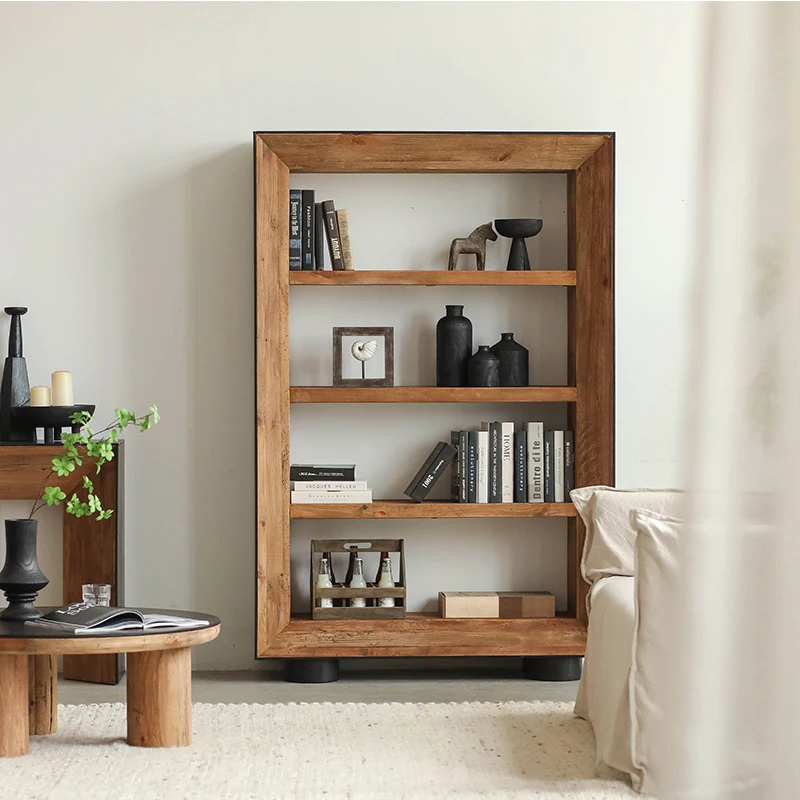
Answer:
[653, 3, 800, 797]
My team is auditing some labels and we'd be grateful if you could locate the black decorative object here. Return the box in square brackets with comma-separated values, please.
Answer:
[467, 346, 500, 387]
[0, 519, 49, 621]
[494, 219, 543, 271]
[448, 223, 498, 271]
[436, 305, 473, 387]
[490, 333, 529, 387]
[11, 404, 95, 445]
[0, 307, 35, 443]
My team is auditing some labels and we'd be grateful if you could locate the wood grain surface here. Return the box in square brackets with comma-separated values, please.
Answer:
[289, 270, 576, 286]
[0, 653, 29, 756]
[292, 500, 576, 519]
[28, 654, 57, 735]
[290, 386, 577, 404]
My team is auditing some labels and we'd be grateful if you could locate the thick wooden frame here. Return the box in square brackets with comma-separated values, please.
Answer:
[255, 132, 614, 659]
[332, 327, 394, 388]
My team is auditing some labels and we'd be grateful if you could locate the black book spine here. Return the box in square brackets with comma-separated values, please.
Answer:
[289, 190, 302, 270]
[314, 202, 325, 270]
[458, 430, 468, 502]
[289, 466, 356, 481]
[301, 190, 315, 270]
[450, 430, 460, 502]
[467, 431, 478, 503]
[514, 430, 527, 503]
[489, 422, 501, 503]
[564, 430, 575, 497]
[322, 200, 345, 271]
[405, 443, 457, 503]
[544, 431, 555, 502]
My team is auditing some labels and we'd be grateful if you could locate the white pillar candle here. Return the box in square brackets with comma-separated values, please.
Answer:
[51, 371, 74, 406]
[30, 386, 51, 407]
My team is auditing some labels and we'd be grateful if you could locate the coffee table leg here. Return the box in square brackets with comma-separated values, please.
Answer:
[127, 647, 192, 748]
[0, 654, 29, 757]
[29, 654, 58, 735]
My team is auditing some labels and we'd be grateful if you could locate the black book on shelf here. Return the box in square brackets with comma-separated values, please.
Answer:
[314, 202, 326, 270]
[450, 430, 460, 502]
[290, 464, 356, 481]
[564, 430, 575, 496]
[459, 430, 468, 502]
[466, 431, 478, 503]
[301, 190, 315, 270]
[289, 190, 302, 270]
[514, 430, 527, 503]
[544, 431, 555, 502]
[488, 422, 501, 503]
[404, 442, 457, 503]
[321, 200, 345, 271]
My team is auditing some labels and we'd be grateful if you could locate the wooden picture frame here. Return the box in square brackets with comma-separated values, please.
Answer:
[332, 327, 394, 388]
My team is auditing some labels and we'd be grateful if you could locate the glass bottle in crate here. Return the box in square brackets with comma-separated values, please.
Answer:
[323, 551, 342, 607]
[377, 557, 396, 607]
[374, 551, 389, 584]
[316, 557, 333, 608]
[345, 551, 357, 586]
[349, 556, 367, 607]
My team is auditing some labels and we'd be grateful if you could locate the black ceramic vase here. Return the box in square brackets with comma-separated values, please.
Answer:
[491, 333, 529, 387]
[0, 519, 49, 621]
[467, 346, 500, 387]
[436, 305, 473, 387]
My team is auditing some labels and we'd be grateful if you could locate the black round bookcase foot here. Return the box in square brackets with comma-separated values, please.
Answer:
[284, 658, 340, 684]
[522, 656, 583, 682]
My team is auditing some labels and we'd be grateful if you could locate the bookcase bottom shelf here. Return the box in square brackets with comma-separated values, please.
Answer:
[290, 500, 576, 519]
[259, 614, 586, 658]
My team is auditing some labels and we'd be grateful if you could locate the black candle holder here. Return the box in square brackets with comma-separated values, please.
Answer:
[11, 404, 95, 444]
[494, 219, 543, 271]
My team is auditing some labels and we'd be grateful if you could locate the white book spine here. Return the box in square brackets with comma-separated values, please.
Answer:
[291, 490, 373, 504]
[476, 430, 489, 503]
[526, 422, 544, 502]
[500, 422, 514, 503]
[292, 481, 368, 491]
[553, 431, 565, 503]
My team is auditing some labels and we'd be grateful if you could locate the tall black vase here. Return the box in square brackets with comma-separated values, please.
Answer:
[0, 519, 49, 621]
[467, 346, 500, 387]
[491, 332, 530, 387]
[436, 305, 473, 387]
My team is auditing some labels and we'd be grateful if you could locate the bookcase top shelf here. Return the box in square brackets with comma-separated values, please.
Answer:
[289, 270, 575, 287]
[291, 500, 576, 520]
[290, 386, 577, 404]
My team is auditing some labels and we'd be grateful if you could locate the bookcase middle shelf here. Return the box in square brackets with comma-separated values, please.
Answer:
[290, 386, 577, 404]
[290, 500, 576, 519]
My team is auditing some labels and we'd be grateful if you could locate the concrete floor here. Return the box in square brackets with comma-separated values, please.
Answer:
[59, 668, 581, 705]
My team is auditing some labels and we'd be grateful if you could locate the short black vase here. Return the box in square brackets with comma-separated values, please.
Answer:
[0, 519, 49, 621]
[467, 346, 500, 387]
[436, 305, 473, 387]
[491, 333, 529, 387]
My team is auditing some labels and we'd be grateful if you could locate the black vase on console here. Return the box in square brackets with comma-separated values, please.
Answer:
[0, 519, 49, 621]
[491, 333, 529, 387]
[0, 306, 35, 443]
[436, 305, 473, 387]
[467, 346, 500, 387]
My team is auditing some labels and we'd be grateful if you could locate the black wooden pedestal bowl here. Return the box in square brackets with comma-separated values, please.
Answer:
[11, 404, 96, 444]
[494, 218, 543, 271]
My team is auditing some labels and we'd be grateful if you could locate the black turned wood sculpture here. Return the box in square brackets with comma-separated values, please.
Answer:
[0, 307, 35, 443]
[448, 223, 497, 271]
[494, 219, 543, 271]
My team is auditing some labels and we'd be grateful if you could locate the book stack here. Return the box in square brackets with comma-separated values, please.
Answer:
[290, 464, 372, 504]
[448, 423, 574, 504]
[289, 191, 354, 271]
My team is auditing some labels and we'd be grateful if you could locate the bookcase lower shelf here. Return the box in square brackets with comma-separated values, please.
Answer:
[260, 614, 587, 658]
[291, 501, 576, 519]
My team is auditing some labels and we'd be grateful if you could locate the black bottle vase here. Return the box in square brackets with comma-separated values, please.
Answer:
[491, 333, 529, 387]
[467, 346, 500, 387]
[436, 305, 473, 387]
[0, 519, 49, 621]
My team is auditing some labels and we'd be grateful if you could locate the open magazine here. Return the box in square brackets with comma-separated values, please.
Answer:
[25, 604, 209, 635]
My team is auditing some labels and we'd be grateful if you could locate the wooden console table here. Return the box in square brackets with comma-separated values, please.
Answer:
[0, 442, 124, 684]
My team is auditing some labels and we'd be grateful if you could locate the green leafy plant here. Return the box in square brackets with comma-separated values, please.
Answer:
[29, 405, 159, 520]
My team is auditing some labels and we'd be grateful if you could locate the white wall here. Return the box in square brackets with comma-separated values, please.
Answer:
[0, 2, 701, 669]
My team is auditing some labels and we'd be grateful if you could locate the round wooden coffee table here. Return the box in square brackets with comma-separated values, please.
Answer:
[0, 608, 220, 757]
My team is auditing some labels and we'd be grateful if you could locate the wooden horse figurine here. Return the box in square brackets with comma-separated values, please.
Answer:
[448, 223, 498, 271]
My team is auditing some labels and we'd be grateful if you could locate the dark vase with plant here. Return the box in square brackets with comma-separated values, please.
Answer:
[436, 305, 473, 387]
[0, 405, 159, 621]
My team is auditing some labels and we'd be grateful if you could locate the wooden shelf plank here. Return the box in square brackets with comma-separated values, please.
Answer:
[290, 386, 577, 404]
[261, 613, 587, 658]
[0, 446, 98, 500]
[291, 500, 576, 520]
[289, 270, 575, 286]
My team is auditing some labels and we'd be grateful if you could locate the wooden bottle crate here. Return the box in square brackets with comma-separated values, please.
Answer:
[311, 538, 406, 620]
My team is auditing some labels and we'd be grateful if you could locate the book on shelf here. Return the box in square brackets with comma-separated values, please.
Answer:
[544, 431, 554, 502]
[553, 430, 565, 503]
[514, 430, 527, 503]
[450, 431, 460, 501]
[466, 431, 478, 503]
[301, 190, 315, 270]
[292, 480, 368, 491]
[564, 430, 575, 496]
[476, 429, 489, 503]
[290, 464, 356, 481]
[500, 422, 514, 503]
[289, 189, 302, 270]
[404, 441, 457, 503]
[336, 209, 354, 270]
[26, 605, 209, 635]
[483, 422, 501, 503]
[291, 489, 373, 504]
[458, 430, 468, 502]
[526, 422, 544, 502]
[314, 202, 326, 270]
[321, 199, 345, 270]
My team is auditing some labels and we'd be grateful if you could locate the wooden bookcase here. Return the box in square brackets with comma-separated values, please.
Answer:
[254, 132, 614, 661]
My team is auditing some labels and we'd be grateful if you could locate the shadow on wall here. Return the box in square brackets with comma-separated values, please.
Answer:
[120, 144, 256, 669]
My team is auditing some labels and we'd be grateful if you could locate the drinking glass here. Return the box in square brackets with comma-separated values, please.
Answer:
[82, 584, 112, 607]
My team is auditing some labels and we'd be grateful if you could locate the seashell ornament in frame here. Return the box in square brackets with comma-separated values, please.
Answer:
[332, 327, 395, 388]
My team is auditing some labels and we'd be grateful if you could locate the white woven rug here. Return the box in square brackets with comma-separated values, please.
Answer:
[2, 701, 637, 799]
